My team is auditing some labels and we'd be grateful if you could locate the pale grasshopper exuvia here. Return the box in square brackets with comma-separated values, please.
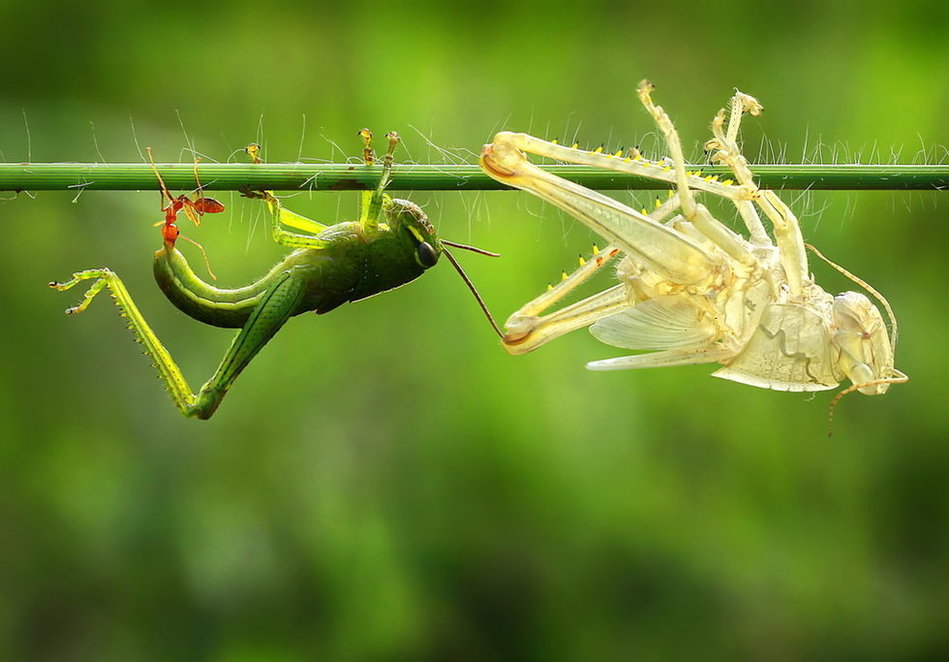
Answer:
[480, 81, 906, 420]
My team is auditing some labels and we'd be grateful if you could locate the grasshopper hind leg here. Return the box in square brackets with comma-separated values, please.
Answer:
[50, 268, 198, 415]
[50, 267, 306, 419]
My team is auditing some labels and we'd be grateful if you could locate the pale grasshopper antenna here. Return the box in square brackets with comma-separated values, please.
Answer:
[806, 243, 909, 436]
[440, 242, 504, 340]
[826, 371, 909, 436]
[146, 147, 219, 280]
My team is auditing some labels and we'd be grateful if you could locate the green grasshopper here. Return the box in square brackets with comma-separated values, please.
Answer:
[51, 131, 500, 419]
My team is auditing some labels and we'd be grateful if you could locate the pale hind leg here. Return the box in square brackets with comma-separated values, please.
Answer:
[505, 283, 633, 355]
[502, 195, 683, 354]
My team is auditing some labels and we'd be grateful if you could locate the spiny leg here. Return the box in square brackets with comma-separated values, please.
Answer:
[502, 194, 683, 351]
[699, 95, 770, 246]
[725, 91, 763, 145]
[481, 132, 716, 285]
[708, 94, 773, 247]
[50, 268, 305, 419]
[511, 244, 622, 320]
[506, 188, 682, 320]
[50, 269, 203, 416]
[188, 271, 306, 419]
[703, 96, 763, 190]
[505, 284, 632, 355]
[482, 131, 742, 200]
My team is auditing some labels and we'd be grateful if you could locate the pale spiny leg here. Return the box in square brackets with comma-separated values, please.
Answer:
[710, 100, 773, 250]
[503, 195, 682, 352]
[479, 92, 762, 244]
[635, 80, 757, 270]
[510, 193, 680, 319]
[509, 245, 623, 320]
[707, 93, 809, 296]
[705, 97, 771, 246]
[481, 133, 716, 284]
[732, 199, 771, 248]
[707, 97, 771, 247]
[484, 132, 743, 200]
[505, 285, 632, 355]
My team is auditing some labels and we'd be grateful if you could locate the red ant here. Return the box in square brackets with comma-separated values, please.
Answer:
[147, 148, 224, 278]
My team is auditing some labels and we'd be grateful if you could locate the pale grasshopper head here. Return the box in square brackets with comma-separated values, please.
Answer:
[832, 292, 906, 395]
[806, 244, 908, 398]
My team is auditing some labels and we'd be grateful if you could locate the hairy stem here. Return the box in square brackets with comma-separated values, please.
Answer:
[0, 162, 946, 192]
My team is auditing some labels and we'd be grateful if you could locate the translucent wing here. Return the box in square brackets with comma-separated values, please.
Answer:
[590, 296, 717, 350]
[712, 303, 840, 391]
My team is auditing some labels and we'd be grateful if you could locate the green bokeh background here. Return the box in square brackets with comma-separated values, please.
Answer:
[2, 2, 947, 660]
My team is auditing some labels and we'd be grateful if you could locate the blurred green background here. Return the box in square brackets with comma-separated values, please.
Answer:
[1, 1, 947, 660]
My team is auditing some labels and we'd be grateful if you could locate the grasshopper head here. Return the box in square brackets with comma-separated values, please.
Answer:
[386, 197, 442, 270]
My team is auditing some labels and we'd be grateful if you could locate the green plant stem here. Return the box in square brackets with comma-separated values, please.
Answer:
[0, 162, 946, 192]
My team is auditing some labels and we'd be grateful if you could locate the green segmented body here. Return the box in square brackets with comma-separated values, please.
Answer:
[51, 135, 450, 419]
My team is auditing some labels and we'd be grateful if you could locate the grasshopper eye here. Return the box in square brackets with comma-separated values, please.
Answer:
[417, 241, 439, 268]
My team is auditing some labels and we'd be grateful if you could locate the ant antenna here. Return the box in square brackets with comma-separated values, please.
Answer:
[178, 235, 218, 281]
[146, 147, 176, 209]
[441, 246, 504, 339]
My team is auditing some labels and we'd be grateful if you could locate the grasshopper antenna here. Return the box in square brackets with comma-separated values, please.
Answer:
[442, 239, 501, 257]
[441, 245, 504, 340]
